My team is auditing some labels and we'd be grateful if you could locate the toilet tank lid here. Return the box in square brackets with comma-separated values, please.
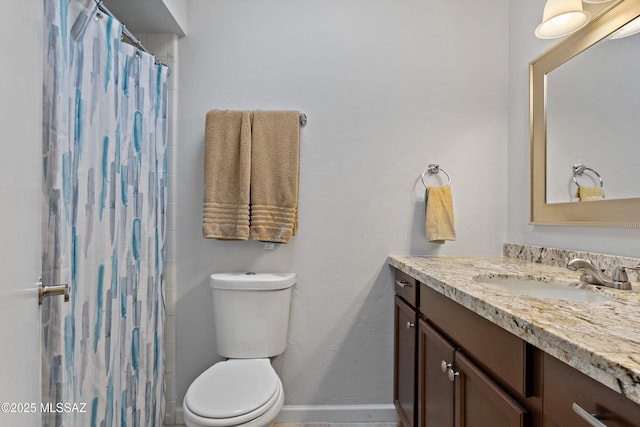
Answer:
[210, 273, 297, 290]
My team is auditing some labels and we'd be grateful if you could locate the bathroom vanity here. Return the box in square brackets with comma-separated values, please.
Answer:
[390, 252, 640, 427]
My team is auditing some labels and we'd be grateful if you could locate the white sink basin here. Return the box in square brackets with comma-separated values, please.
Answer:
[473, 275, 611, 303]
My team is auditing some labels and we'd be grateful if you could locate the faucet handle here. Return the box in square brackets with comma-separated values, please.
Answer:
[612, 265, 640, 283]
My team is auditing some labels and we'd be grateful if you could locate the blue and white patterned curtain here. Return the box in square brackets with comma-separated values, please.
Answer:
[42, 0, 168, 425]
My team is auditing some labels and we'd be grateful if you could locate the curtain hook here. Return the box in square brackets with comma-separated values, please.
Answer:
[94, 0, 103, 19]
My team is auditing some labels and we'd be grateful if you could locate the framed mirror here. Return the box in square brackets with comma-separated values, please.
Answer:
[530, 0, 640, 228]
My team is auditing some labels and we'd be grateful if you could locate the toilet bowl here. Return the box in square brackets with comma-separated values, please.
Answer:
[183, 359, 284, 427]
[183, 273, 296, 427]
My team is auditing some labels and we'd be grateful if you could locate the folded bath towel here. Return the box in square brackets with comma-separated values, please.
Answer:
[425, 185, 456, 244]
[203, 110, 252, 240]
[575, 186, 605, 201]
[250, 111, 300, 243]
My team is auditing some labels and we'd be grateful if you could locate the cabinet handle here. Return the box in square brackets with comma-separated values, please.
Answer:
[440, 360, 452, 373]
[395, 280, 413, 289]
[447, 368, 459, 382]
[572, 403, 608, 427]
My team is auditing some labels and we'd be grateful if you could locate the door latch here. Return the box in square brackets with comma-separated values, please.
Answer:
[37, 279, 70, 305]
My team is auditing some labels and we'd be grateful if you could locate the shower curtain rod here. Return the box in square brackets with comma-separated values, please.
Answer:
[93, 1, 149, 53]
[93, 0, 170, 71]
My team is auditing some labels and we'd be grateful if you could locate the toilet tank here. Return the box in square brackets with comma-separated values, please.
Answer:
[210, 272, 296, 359]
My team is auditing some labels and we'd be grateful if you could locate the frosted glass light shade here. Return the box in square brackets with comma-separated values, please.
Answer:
[582, 0, 615, 3]
[535, 0, 591, 39]
[609, 16, 640, 39]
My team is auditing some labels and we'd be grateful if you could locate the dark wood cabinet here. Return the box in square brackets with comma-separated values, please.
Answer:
[418, 319, 527, 427]
[543, 353, 640, 427]
[393, 268, 540, 427]
[395, 296, 417, 427]
[420, 283, 529, 398]
[418, 320, 455, 427]
[394, 269, 419, 427]
[393, 266, 640, 427]
[455, 351, 527, 427]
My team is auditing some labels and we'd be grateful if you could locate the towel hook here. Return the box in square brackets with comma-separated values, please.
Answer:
[421, 164, 451, 187]
[572, 164, 603, 188]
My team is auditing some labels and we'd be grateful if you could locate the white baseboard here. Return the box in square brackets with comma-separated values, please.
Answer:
[274, 404, 400, 424]
[174, 404, 399, 426]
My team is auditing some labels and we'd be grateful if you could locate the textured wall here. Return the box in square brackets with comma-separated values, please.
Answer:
[176, 0, 509, 415]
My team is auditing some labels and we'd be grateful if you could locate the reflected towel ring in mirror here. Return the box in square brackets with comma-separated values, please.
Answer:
[572, 164, 603, 187]
[421, 164, 451, 187]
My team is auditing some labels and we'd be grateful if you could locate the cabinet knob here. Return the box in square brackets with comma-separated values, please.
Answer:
[440, 360, 452, 373]
[395, 279, 414, 289]
[406, 321, 415, 330]
[447, 368, 459, 382]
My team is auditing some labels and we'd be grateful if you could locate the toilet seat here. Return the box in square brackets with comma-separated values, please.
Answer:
[184, 359, 284, 427]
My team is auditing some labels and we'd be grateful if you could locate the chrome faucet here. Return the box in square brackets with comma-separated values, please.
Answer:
[567, 258, 636, 290]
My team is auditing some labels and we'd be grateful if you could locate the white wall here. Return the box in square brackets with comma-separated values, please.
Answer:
[0, 1, 43, 426]
[176, 0, 509, 416]
[507, 0, 640, 257]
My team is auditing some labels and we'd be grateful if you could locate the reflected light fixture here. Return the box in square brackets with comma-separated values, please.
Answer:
[609, 16, 640, 39]
[535, 0, 591, 39]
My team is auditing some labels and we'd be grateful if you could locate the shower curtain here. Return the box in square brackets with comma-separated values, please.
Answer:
[41, 0, 168, 425]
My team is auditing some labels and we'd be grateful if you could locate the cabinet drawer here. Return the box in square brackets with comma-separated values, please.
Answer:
[420, 283, 529, 397]
[543, 353, 640, 427]
[395, 269, 417, 307]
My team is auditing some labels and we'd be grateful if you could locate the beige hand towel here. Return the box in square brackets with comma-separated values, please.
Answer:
[203, 110, 252, 240]
[250, 111, 300, 243]
[575, 186, 604, 201]
[425, 185, 456, 244]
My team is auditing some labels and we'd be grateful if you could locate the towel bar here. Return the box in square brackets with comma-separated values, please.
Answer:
[572, 164, 603, 187]
[421, 164, 451, 187]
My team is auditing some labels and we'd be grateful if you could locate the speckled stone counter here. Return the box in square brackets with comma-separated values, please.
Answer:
[388, 254, 640, 405]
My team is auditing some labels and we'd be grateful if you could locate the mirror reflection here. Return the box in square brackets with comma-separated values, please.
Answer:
[530, 0, 640, 227]
[545, 29, 640, 204]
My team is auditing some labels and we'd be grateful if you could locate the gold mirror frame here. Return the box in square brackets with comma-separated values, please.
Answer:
[530, 0, 640, 228]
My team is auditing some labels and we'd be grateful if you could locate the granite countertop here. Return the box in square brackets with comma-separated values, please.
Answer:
[388, 255, 640, 405]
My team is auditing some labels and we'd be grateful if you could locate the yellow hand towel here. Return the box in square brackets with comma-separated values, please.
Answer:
[425, 185, 456, 244]
[575, 186, 604, 201]
[250, 111, 300, 243]
[203, 110, 252, 240]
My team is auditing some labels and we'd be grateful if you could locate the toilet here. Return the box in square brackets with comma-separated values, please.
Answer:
[183, 272, 296, 427]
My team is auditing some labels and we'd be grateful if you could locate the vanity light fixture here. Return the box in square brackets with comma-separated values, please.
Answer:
[609, 16, 640, 39]
[535, 0, 591, 39]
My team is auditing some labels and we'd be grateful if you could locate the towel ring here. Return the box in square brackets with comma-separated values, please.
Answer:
[421, 164, 451, 187]
[572, 164, 603, 188]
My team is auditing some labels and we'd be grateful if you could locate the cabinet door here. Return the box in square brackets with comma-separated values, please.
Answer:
[419, 321, 456, 427]
[395, 296, 417, 427]
[455, 352, 528, 427]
